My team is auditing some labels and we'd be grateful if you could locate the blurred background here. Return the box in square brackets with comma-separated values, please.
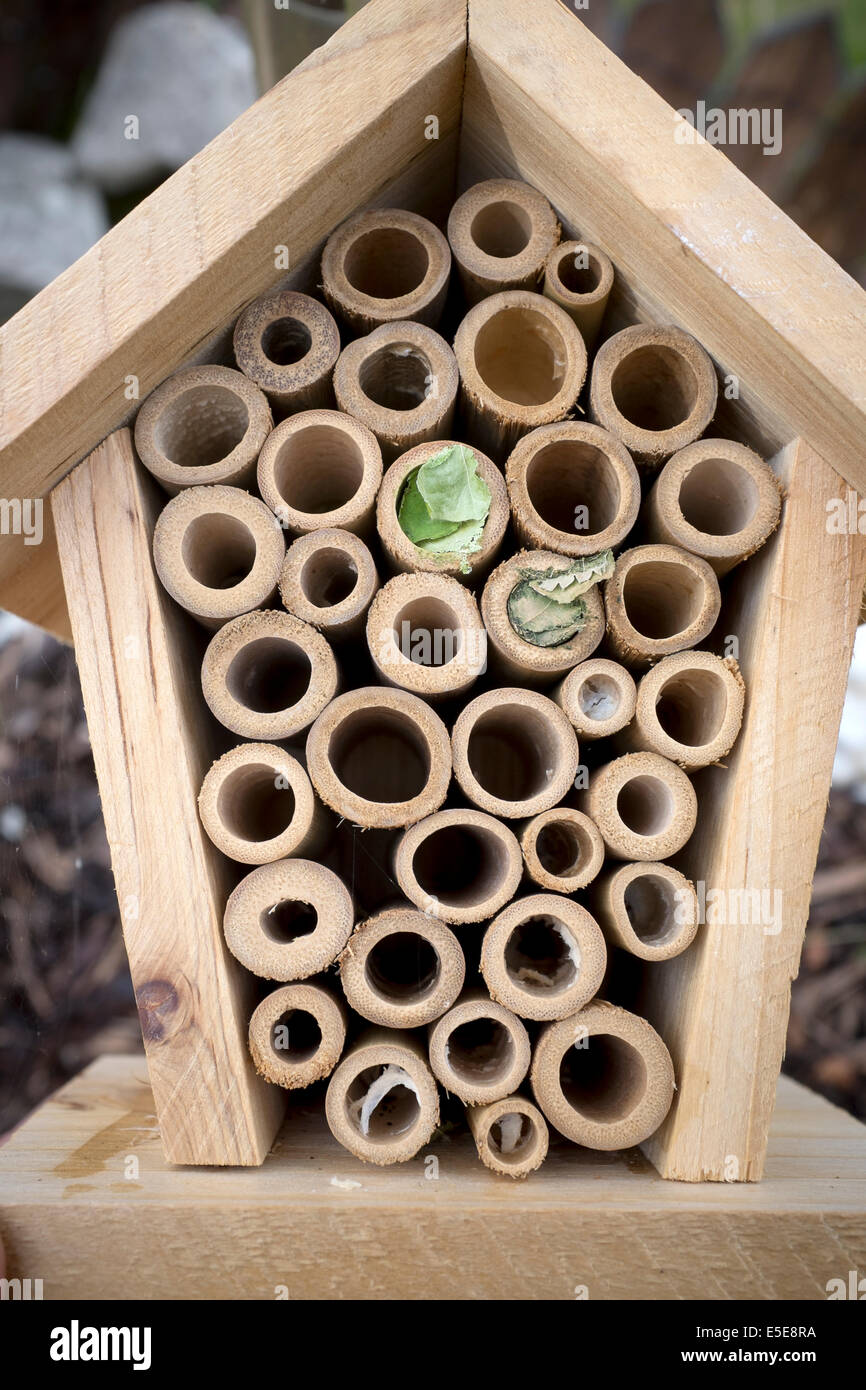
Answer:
[1, 0, 864, 1137]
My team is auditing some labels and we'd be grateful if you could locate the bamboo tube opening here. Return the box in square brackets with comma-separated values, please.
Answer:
[505, 915, 579, 994]
[365, 932, 440, 1001]
[470, 202, 532, 257]
[227, 641, 310, 711]
[345, 229, 429, 299]
[450, 1017, 515, 1085]
[623, 562, 703, 638]
[520, 808, 605, 893]
[542, 241, 614, 350]
[679, 457, 759, 535]
[475, 306, 567, 406]
[506, 422, 640, 554]
[453, 689, 579, 818]
[656, 669, 727, 745]
[481, 550, 605, 684]
[554, 245, 605, 295]
[322, 209, 451, 333]
[199, 743, 324, 864]
[325, 1031, 439, 1164]
[218, 763, 296, 842]
[394, 596, 461, 664]
[558, 1034, 647, 1123]
[271, 1007, 320, 1061]
[331, 710, 428, 799]
[261, 899, 318, 944]
[223, 860, 353, 980]
[604, 545, 721, 665]
[611, 347, 698, 431]
[395, 809, 522, 923]
[248, 982, 347, 1089]
[135, 364, 272, 491]
[528, 442, 618, 529]
[620, 651, 745, 771]
[233, 291, 340, 417]
[333, 322, 458, 463]
[258, 409, 382, 536]
[261, 318, 312, 364]
[279, 529, 378, 641]
[474, 1100, 549, 1178]
[481, 894, 606, 1021]
[339, 908, 464, 1027]
[616, 776, 674, 838]
[346, 1068, 420, 1138]
[156, 386, 249, 467]
[359, 343, 432, 410]
[428, 992, 530, 1104]
[594, 861, 698, 960]
[367, 573, 487, 700]
[182, 513, 257, 590]
[447, 179, 560, 303]
[555, 658, 637, 740]
[584, 752, 697, 861]
[300, 548, 359, 608]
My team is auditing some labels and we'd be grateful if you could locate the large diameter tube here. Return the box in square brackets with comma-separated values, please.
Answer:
[452, 687, 579, 819]
[583, 751, 698, 861]
[480, 893, 607, 1022]
[466, 1096, 549, 1178]
[428, 990, 531, 1106]
[322, 207, 451, 334]
[603, 544, 721, 668]
[617, 650, 745, 772]
[223, 859, 353, 981]
[447, 179, 560, 304]
[198, 742, 328, 865]
[233, 290, 340, 416]
[592, 861, 699, 961]
[366, 571, 487, 701]
[480, 549, 605, 686]
[394, 808, 523, 925]
[337, 906, 465, 1028]
[324, 1029, 439, 1165]
[248, 981, 347, 1089]
[135, 364, 272, 492]
[257, 408, 382, 538]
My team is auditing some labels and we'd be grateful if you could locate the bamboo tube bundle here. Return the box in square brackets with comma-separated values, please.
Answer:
[338, 907, 465, 1028]
[603, 544, 722, 668]
[233, 290, 340, 416]
[321, 208, 452, 334]
[394, 809, 523, 925]
[279, 528, 379, 643]
[258, 409, 382, 538]
[553, 658, 637, 741]
[480, 893, 607, 1022]
[617, 651, 746, 772]
[452, 688, 579, 819]
[428, 990, 531, 1105]
[248, 982, 347, 1089]
[324, 1029, 440, 1166]
[592, 861, 699, 961]
[542, 240, 614, 350]
[135, 364, 273, 492]
[480, 549, 606, 686]
[223, 859, 353, 981]
[583, 752, 698, 862]
[466, 1096, 549, 1178]
[366, 571, 487, 701]
[519, 807, 605, 894]
[447, 179, 560, 304]
[198, 743, 328, 865]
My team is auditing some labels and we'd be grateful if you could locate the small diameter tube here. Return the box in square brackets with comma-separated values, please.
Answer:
[446, 179, 560, 304]
[152, 484, 285, 628]
[233, 289, 340, 416]
[583, 751, 697, 862]
[201, 609, 338, 741]
[134, 364, 272, 493]
[466, 1096, 549, 1178]
[506, 421, 640, 556]
[306, 686, 452, 829]
[589, 324, 718, 468]
[321, 207, 451, 334]
[325, 1028, 439, 1166]
[542, 240, 614, 350]
[224, 858, 353, 981]
[338, 906, 465, 1028]
[645, 438, 783, 574]
[394, 808, 523, 925]
[279, 528, 378, 643]
[198, 742, 327, 865]
[603, 543, 721, 668]
[480, 549, 605, 685]
[553, 658, 637, 741]
[248, 981, 347, 1089]
[376, 440, 508, 585]
[366, 571, 487, 701]
[454, 290, 587, 462]
[428, 990, 531, 1105]
[618, 651, 745, 772]
[592, 861, 699, 961]
[257, 408, 382, 537]
[530, 1001, 675, 1150]
[452, 687, 579, 819]
[333, 320, 459, 465]
[519, 808, 605, 894]
[480, 893, 607, 1022]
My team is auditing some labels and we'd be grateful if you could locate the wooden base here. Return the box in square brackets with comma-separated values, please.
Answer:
[1, 1056, 864, 1300]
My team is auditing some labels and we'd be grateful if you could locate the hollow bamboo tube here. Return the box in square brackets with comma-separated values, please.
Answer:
[306, 686, 451, 829]
[134, 364, 273, 493]
[224, 858, 353, 981]
[428, 990, 531, 1105]
[198, 742, 327, 865]
[233, 289, 340, 416]
[589, 324, 718, 467]
[582, 751, 698, 862]
[603, 543, 721, 668]
[645, 437, 783, 574]
[480, 893, 607, 1022]
[446, 179, 560, 304]
[452, 687, 579, 819]
[279, 528, 378, 643]
[152, 485, 285, 628]
[376, 440, 508, 585]
[453, 290, 588, 462]
[321, 208, 452, 334]
[617, 651, 745, 772]
[333, 321, 459, 465]
[530, 1000, 675, 1150]
[201, 609, 338, 741]
[519, 808, 605, 894]
[248, 981, 347, 1089]
[542, 240, 614, 350]
[257, 408, 382, 537]
[553, 658, 637, 740]
[467, 1096, 549, 1178]
[592, 861, 699, 961]
[324, 1028, 439, 1166]
[505, 421, 640, 556]
[394, 809, 523, 925]
[366, 572, 487, 700]
[338, 906, 465, 1028]
[480, 549, 605, 685]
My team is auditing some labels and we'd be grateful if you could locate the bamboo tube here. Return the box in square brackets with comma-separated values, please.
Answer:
[306, 686, 451, 829]
[589, 324, 718, 467]
[134, 364, 272, 492]
[530, 1001, 675, 1150]
[645, 438, 783, 573]
[233, 289, 340, 416]
[542, 240, 614, 350]
[428, 990, 531, 1105]
[248, 981, 347, 1089]
[279, 528, 378, 643]
[152, 484, 285, 628]
[618, 651, 745, 772]
[321, 208, 451, 334]
[394, 809, 523, 925]
[198, 742, 327, 865]
[480, 549, 605, 685]
[553, 658, 637, 740]
[583, 751, 698, 861]
[467, 1096, 549, 1178]
[366, 572, 487, 700]
[453, 290, 587, 462]
[505, 422, 640, 555]
[603, 544, 721, 668]
[224, 859, 353, 981]
[592, 861, 699, 961]
[452, 688, 579, 819]
[201, 609, 338, 741]
[333, 321, 459, 464]
[480, 893, 607, 1022]
[338, 906, 465, 1028]
[324, 1028, 439, 1165]
[257, 408, 382, 537]
[446, 179, 560, 304]
[519, 808, 605, 893]
[376, 440, 508, 585]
